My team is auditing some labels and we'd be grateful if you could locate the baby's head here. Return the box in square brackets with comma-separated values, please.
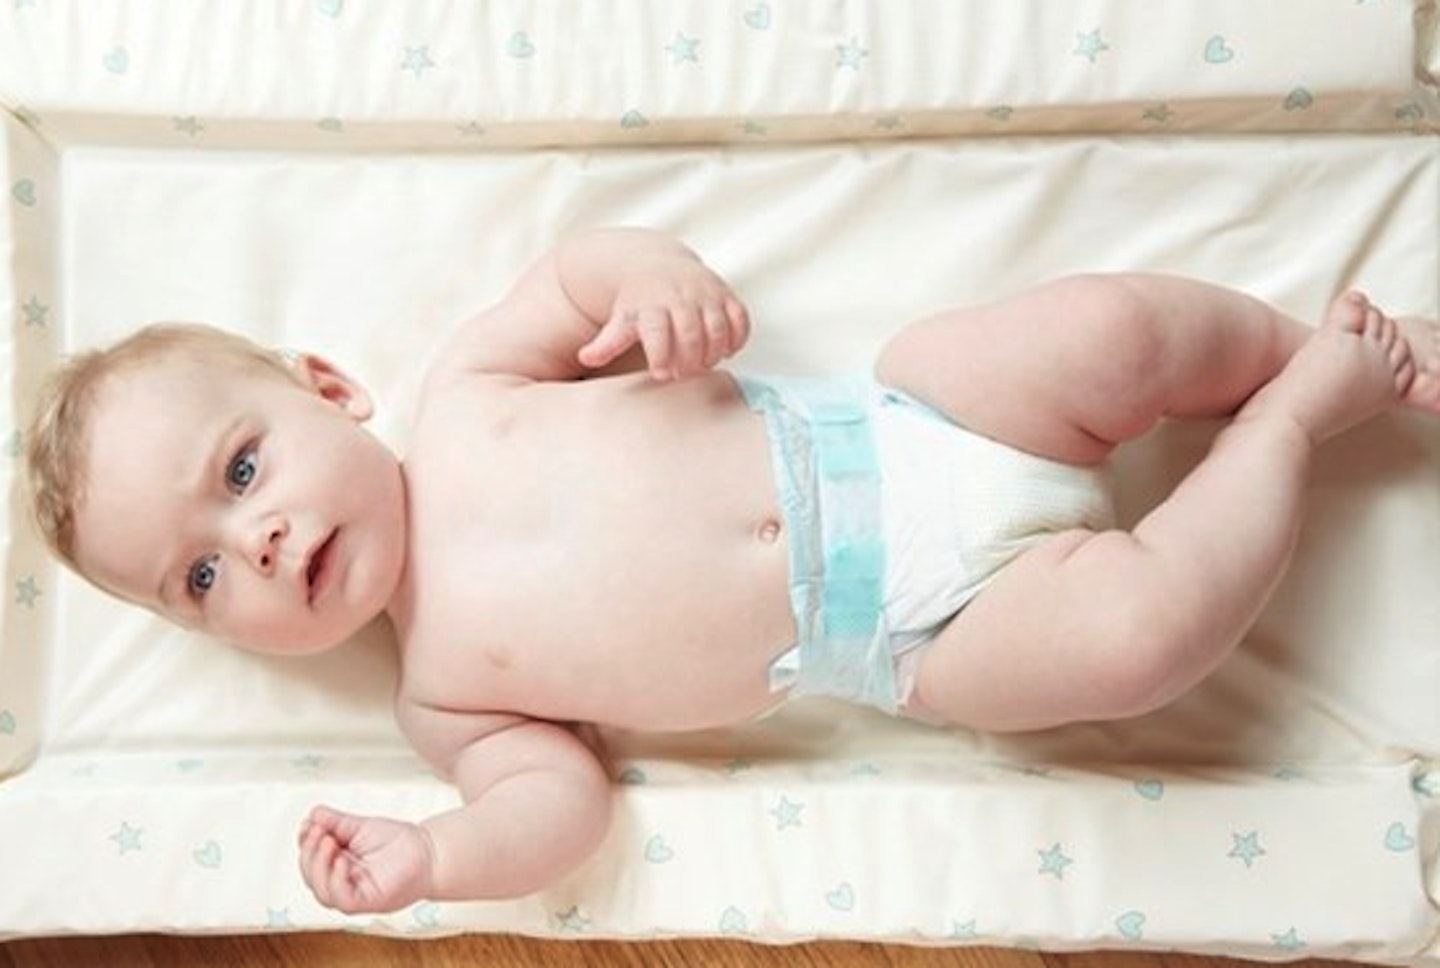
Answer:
[26, 323, 408, 654]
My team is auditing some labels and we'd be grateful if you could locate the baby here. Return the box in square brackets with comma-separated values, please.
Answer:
[25, 227, 1440, 914]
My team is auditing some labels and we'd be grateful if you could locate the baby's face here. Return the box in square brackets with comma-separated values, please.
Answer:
[72, 353, 407, 654]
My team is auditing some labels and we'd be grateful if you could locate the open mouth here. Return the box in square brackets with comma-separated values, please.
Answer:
[305, 529, 337, 603]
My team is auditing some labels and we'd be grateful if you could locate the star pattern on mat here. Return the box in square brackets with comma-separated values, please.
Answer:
[1037, 843, 1073, 879]
[14, 575, 41, 608]
[1271, 927, 1305, 952]
[834, 37, 868, 70]
[1228, 830, 1266, 868]
[769, 796, 804, 830]
[665, 31, 700, 64]
[21, 295, 48, 326]
[400, 45, 435, 77]
[110, 822, 144, 854]
[1074, 28, 1110, 63]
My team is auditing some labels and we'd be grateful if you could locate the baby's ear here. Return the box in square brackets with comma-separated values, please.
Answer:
[288, 353, 373, 421]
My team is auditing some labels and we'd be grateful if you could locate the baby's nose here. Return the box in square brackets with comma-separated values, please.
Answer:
[249, 514, 289, 574]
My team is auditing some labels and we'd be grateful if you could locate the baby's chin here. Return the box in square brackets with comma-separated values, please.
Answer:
[233, 605, 400, 656]
[231, 618, 379, 657]
[175, 608, 386, 658]
[235, 635, 348, 658]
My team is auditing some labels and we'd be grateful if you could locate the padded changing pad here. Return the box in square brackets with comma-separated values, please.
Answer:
[2, 1, 1439, 962]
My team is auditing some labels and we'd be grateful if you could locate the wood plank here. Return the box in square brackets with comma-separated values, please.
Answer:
[1050, 951, 1358, 968]
[0, 935, 1366, 968]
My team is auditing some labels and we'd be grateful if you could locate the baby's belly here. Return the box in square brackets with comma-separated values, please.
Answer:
[425, 528, 797, 730]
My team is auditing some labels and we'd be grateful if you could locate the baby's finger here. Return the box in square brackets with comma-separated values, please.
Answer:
[636, 309, 675, 379]
[316, 807, 368, 846]
[670, 306, 707, 376]
[577, 312, 638, 369]
[702, 304, 732, 368]
[726, 298, 751, 354]
[328, 853, 362, 912]
[307, 804, 353, 836]
[298, 817, 326, 854]
[302, 833, 341, 908]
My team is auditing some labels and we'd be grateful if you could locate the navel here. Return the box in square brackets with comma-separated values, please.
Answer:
[756, 517, 783, 544]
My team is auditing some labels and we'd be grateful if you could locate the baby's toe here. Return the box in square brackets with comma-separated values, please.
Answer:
[1325, 290, 1370, 335]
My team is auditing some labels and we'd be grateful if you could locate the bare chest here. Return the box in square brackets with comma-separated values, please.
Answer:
[395, 374, 797, 729]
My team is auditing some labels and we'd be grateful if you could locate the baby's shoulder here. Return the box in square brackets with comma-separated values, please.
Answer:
[393, 687, 527, 774]
[419, 352, 530, 402]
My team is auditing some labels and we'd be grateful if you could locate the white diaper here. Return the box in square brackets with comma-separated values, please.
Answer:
[873, 386, 1117, 707]
[739, 372, 1115, 716]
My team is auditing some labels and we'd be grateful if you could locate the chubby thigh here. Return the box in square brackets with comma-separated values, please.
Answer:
[872, 387, 1115, 708]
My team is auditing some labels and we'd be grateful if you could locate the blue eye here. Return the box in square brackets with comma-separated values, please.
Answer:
[226, 445, 257, 493]
[188, 555, 219, 598]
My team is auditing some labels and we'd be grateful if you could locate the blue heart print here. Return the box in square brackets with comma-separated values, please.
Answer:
[1384, 822, 1416, 852]
[103, 46, 130, 74]
[826, 882, 856, 912]
[11, 179, 37, 207]
[192, 839, 223, 868]
[1116, 910, 1146, 941]
[507, 31, 536, 58]
[1133, 779, 1165, 801]
[1203, 35, 1235, 63]
[719, 906, 749, 933]
[743, 3, 771, 29]
[643, 834, 675, 863]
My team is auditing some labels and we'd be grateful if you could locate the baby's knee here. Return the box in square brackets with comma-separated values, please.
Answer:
[1046, 275, 1168, 358]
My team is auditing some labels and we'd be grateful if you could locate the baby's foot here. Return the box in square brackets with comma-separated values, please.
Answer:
[1241, 291, 1417, 443]
[1396, 313, 1440, 414]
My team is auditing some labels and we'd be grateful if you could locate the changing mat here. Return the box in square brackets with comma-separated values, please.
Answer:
[2, 1, 1439, 962]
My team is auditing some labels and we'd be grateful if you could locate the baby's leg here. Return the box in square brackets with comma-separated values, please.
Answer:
[906, 294, 1426, 731]
[876, 274, 1314, 465]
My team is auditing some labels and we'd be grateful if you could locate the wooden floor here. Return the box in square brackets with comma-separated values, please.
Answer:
[0, 934, 1363, 968]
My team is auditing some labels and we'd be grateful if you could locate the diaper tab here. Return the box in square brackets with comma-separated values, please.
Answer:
[737, 373, 896, 713]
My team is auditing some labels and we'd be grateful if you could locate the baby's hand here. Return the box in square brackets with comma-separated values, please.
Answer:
[298, 805, 434, 915]
[577, 256, 751, 381]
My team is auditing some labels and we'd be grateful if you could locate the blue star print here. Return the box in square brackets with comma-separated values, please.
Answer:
[835, 37, 868, 70]
[666, 32, 700, 64]
[14, 576, 41, 607]
[1228, 831, 1266, 867]
[770, 796, 804, 830]
[21, 296, 48, 326]
[400, 45, 435, 77]
[1037, 843, 1073, 878]
[110, 822, 144, 854]
[1271, 927, 1305, 952]
[1074, 29, 1110, 63]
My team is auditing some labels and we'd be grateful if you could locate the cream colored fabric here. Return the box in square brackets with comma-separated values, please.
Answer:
[1, 2, 1438, 962]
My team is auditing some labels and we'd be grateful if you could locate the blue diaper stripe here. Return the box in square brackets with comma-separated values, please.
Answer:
[736, 373, 895, 712]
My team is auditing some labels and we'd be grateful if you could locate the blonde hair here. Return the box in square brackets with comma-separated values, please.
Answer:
[25, 323, 294, 570]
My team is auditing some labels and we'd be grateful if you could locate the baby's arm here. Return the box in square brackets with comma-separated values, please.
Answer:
[298, 717, 612, 911]
[438, 227, 750, 383]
